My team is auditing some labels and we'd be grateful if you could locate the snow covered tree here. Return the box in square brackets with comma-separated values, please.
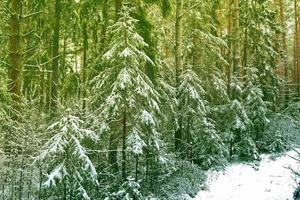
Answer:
[105, 177, 144, 200]
[223, 77, 259, 160]
[178, 68, 207, 157]
[225, 98, 257, 160]
[178, 68, 227, 168]
[35, 114, 98, 200]
[90, 3, 163, 182]
[243, 68, 270, 143]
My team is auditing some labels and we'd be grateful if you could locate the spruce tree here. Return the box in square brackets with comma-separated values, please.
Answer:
[178, 68, 227, 168]
[90, 3, 163, 184]
[35, 114, 98, 199]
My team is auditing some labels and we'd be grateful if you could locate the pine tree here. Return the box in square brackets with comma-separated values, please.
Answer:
[243, 67, 270, 143]
[227, 97, 258, 160]
[90, 3, 163, 182]
[225, 77, 259, 160]
[178, 68, 227, 168]
[35, 114, 98, 200]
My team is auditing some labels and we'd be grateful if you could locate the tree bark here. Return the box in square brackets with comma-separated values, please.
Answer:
[227, 0, 232, 97]
[278, 0, 289, 104]
[294, 0, 300, 96]
[5, 0, 23, 155]
[115, 0, 123, 20]
[82, 21, 88, 110]
[50, 0, 61, 113]
[100, 0, 108, 51]
[175, 0, 184, 152]
[232, 0, 240, 76]
[122, 110, 127, 180]
[8, 0, 23, 103]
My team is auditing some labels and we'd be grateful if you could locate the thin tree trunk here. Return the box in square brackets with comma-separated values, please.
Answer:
[122, 110, 127, 180]
[135, 155, 139, 181]
[50, 0, 61, 113]
[175, 0, 184, 152]
[227, 0, 232, 97]
[100, 0, 108, 51]
[82, 21, 88, 110]
[279, 0, 289, 104]
[232, 0, 240, 76]
[18, 156, 24, 200]
[294, 0, 300, 97]
[115, 0, 123, 20]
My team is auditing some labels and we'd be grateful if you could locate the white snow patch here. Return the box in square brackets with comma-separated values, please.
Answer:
[194, 149, 300, 200]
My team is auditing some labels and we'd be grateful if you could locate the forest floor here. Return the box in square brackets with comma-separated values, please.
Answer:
[194, 149, 300, 200]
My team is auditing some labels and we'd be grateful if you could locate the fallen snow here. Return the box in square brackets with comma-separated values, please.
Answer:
[194, 149, 300, 200]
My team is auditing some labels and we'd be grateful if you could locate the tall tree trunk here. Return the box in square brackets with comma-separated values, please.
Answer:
[100, 0, 108, 51]
[294, 0, 300, 97]
[242, 0, 249, 77]
[227, 0, 232, 96]
[174, 0, 184, 152]
[8, 0, 23, 103]
[278, 0, 289, 104]
[136, 1, 157, 84]
[82, 21, 88, 110]
[122, 110, 127, 180]
[232, 0, 240, 76]
[6, 0, 23, 155]
[50, 0, 61, 113]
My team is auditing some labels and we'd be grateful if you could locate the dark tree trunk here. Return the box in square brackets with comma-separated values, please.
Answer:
[8, 0, 23, 103]
[175, 0, 184, 152]
[122, 110, 127, 180]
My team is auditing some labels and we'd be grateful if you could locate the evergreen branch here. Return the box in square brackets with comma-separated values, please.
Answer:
[0, 60, 11, 67]
[22, 11, 43, 19]
[180, 2, 202, 18]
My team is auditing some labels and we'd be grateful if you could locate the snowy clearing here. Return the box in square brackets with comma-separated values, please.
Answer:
[194, 149, 300, 200]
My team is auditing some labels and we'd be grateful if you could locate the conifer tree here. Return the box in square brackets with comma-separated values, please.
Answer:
[90, 3, 163, 181]
[35, 114, 98, 200]
[243, 68, 270, 142]
[178, 68, 227, 168]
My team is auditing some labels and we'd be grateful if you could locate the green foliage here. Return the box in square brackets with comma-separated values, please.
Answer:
[35, 114, 98, 199]
[106, 177, 144, 200]
[158, 161, 205, 200]
[0, 0, 296, 199]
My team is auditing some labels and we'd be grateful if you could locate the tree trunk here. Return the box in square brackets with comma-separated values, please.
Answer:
[175, 0, 184, 152]
[82, 21, 88, 110]
[135, 155, 139, 181]
[100, 0, 108, 51]
[50, 0, 61, 113]
[8, 0, 23, 103]
[115, 0, 123, 20]
[227, 0, 232, 97]
[278, 0, 289, 104]
[5, 0, 23, 155]
[294, 0, 300, 97]
[232, 0, 240, 76]
[122, 110, 127, 180]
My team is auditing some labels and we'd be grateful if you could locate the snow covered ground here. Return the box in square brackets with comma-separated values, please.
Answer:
[194, 149, 300, 200]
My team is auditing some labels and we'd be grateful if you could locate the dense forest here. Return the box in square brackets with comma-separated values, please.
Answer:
[0, 0, 300, 199]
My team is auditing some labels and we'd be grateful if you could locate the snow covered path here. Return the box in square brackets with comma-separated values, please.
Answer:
[194, 149, 300, 200]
